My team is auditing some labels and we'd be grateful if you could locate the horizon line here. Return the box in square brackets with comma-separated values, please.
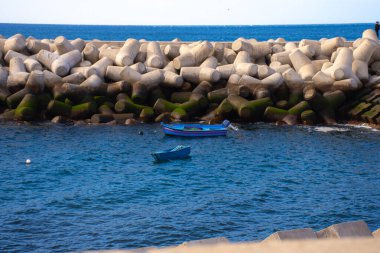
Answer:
[0, 22, 374, 27]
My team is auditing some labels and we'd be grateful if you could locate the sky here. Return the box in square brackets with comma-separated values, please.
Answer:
[0, 0, 378, 25]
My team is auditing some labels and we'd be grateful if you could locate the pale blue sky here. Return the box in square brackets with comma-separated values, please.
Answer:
[0, 0, 378, 25]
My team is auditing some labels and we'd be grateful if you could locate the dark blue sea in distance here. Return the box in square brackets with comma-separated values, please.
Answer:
[0, 23, 380, 252]
[0, 122, 379, 252]
[0, 23, 375, 41]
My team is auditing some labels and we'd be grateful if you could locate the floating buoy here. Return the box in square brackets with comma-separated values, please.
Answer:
[26, 159, 31, 164]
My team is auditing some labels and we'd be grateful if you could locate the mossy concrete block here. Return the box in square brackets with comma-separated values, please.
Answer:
[47, 100, 72, 117]
[15, 107, 35, 121]
[316, 220, 373, 239]
[301, 110, 317, 124]
[207, 88, 228, 104]
[139, 107, 155, 122]
[361, 104, 380, 123]
[153, 98, 178, 114]
[171, 92, 192, 103]
[216, 98, 234, 117]
[264, 106, 288, 122]
[288, 91, 303, 107]
[0, 87, 11, 104]
[148, 87, 166, 106]
[361, 89, 380, 103]
[0, 109, 16, 120]
[171, 107, 188, 121]
[98, 103, 114, 115]
[90, 114, 114, 124]
[323, 90, 346, 109]
[154, 112, 171, 123]
[348, 102, 373, 118]
[227, 95, 251, 119]
[276, 100, 289, 109]
[115, 94, 149, 115]
[246, 97, 273, 120]
[262, 228, 317, 242]
[6, 88, 30, 109]
[373, 96, 380, 105]
[179, 98, 202, 115]
[304, 88, 330, 112]
[71, 102, 96, 119]
[288, 101, 310, 116]
[37, 93, 53, 110]
[94, 96, 112, 107]
[131, 82, 148, 104]
[112, 113, 134, 124]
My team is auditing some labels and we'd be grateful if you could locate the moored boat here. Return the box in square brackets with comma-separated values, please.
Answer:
[162, 120, 231, 137]
[151, 145, 191, 161]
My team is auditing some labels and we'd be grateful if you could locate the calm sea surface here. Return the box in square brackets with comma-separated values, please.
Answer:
[0, 23, 380, 252]
[0, 122, 379, 252]
[0, 23, 375, 41]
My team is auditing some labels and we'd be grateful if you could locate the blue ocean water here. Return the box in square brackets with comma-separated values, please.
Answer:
[0, 122, 379, 252]
[0, 23, 375, 41]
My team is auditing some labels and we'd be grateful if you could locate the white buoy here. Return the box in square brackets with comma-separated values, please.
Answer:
[26, 159, 31, 164]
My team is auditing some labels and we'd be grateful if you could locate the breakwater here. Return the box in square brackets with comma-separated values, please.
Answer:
[0, 30, 379, 125]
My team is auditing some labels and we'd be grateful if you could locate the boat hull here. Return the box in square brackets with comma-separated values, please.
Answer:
[152, 146, 191, 161]
[162, 123, 228, 137]
[163, 127, 227, 137]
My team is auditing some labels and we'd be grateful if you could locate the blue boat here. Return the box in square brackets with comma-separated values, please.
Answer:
[152, 145, 191, 162]
[162, 120, 231, 137]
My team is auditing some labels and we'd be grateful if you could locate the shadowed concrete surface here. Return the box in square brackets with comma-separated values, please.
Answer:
[84, 221, 379, 253]
[85, 238, 380, 253]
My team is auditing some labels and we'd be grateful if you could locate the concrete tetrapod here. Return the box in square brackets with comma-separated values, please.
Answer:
[70, 101, 97, 119]
[115, 93, 152, 116]
[25, 70, 45, 94]
[47, 100, 72, 117]
[26, 39, 50, 54]
[171, 92, 192, 103]
[282, 68, 304, 106]
[115, 38, 140, 66]
[54, 36, 76, 55]
[353, 39, 376, 83]
[83, 43, 99, 64]
[316, 220, 373, 239]
[90, 114, 115, 124]
[264, 106, 289, 122]
[51, 50, 82, 77]
[289, 49, 316, 81]
[14, 93, 38, 121]
[324, 47, 353, 81]
[146, 41, 165, 69]
[201, 98, 234, 121]
[3, 34, 26, 53]
[180, 67, 221, 84]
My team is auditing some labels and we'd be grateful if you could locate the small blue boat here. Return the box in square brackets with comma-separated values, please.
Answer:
[152, 145, 191, 162]
[162, 120, 231, 137]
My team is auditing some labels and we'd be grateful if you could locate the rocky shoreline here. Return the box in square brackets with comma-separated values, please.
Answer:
[0, 30, 379, 126]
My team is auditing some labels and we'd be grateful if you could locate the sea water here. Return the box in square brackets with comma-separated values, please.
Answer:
[0, 122, 379, 252]
[0, 23, 374, 41]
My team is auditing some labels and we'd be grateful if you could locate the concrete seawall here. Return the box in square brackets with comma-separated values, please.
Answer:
[84, 220, 380, 252]
[0, 31, 379, 126]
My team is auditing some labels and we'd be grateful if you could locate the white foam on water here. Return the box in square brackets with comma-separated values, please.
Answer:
[313, 126, 350, 133]
[339, 123, 379, 132]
